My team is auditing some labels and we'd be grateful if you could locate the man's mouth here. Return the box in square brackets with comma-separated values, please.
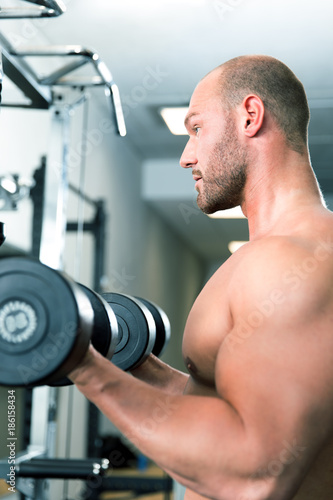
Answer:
[193, 177, 202, 191]
[192, 170, 203, 191]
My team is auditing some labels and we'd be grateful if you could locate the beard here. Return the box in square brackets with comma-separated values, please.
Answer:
[196, 116, 248, 214]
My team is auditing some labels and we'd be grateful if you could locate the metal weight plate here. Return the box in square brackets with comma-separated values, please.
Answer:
[0, 257, 94, 387]
[102, 293, 156, 371]
[80, 285, 119, 359]
[136, 298, 171, 358]
[50, 285, 119, 386]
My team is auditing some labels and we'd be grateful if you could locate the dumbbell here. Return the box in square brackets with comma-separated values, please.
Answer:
[0, 257, 170, 387]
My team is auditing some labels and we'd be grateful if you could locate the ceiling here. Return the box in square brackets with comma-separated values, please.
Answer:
[1, 0, 333, 265]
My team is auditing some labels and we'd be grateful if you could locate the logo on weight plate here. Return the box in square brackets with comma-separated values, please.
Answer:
[0, 300, 37, 344]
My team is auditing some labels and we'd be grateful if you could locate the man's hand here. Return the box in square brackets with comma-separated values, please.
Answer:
[131, 353, 189, 394]
[68, 344, 103, 385]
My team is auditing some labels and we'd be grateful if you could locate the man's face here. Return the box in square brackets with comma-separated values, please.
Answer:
[180, 71, 248, 214]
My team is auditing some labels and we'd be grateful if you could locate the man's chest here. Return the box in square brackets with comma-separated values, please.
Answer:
[182, 262, 235, 386]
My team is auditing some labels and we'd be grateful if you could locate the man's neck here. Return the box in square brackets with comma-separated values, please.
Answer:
[240, 149, 325, 241]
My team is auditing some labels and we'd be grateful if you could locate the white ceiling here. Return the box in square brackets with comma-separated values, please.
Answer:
[1, 0, 333, 264]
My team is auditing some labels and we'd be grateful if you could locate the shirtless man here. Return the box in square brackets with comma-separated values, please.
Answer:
[69, 55, 333, 500]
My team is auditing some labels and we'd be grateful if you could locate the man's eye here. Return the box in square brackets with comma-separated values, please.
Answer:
[194, 127, 201, 135]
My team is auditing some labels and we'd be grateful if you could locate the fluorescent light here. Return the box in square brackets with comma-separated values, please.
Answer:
[228, 241, 248, 254]
[208, 206, 245, 219]
[160, 107, 189, 135]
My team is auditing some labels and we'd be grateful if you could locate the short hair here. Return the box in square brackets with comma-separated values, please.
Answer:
[216, 55, 310, 154]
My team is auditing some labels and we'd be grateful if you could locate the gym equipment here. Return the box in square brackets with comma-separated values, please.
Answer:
[102, 293, 156, 372]
[0, 451, 173, 497]
[50, 285, 120, 387]
[10, 457, 110, 479]
[137, 298, 171, 358]
[0, 222, 5, 247]
[0, 257, 170, 387]
[0, 257, 95, 387]
[0, 0, 66, 19]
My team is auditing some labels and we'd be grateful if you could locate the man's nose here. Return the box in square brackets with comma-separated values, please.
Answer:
[179, 138, 197, 169]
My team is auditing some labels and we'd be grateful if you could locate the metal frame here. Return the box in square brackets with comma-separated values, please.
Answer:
[30, 160, 108, 291]
[30, 157, 47, 260]
[0, 452, 109, 499]
[0, 0, 66, 19]
[0, 32, 126, 135]
[0, 453, 172, 500]
[66, 197, 106, 293]
[14, 44, 127, 136]
[0, 33, 52, 109]
[0, 222, 5, 246]
[38, 105, 71, 270]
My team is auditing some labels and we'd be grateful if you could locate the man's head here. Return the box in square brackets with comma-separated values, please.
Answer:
[180, 55, 310, 214]
[215, 55, 310, 154]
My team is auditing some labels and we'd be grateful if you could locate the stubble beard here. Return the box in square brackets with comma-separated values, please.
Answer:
[197, 118, 248, 215]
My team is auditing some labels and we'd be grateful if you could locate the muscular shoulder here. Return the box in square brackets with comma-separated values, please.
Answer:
[228, 234, 333, 322]
[230, 233, 333, 278]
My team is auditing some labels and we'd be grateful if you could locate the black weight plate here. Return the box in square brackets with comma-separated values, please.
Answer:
[102, 293, 156, 371]
[136, 298, 171, 358]
[80, 285, 119, 359]
[50, 284, 119, 387]
[0, 257, 94, 387]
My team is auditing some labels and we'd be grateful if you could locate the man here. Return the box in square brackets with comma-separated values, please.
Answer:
[70, 55, 333, 500]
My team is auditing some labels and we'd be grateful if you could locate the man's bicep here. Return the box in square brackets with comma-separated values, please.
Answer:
[216, 271, 333, 480]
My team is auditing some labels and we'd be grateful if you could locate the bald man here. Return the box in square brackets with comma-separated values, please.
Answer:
[70, 55, 333, 500]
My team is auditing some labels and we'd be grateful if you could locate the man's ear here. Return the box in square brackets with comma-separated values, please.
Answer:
[241, 94, 265, 138]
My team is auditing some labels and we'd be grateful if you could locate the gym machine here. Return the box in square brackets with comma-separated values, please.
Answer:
[0, 223, 4, 247]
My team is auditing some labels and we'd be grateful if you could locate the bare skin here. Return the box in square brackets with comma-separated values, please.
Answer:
[69, 60, 333, 500]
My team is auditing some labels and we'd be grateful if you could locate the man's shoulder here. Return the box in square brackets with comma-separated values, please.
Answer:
[231, 233, 333, 278]
[226, 232, 333, 319]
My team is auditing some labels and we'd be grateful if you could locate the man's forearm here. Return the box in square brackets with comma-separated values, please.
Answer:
[69, 347, 260, 500]
[131, 354, 189, 394]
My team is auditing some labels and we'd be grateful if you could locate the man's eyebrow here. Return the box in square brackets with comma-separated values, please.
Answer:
[184, 112, 199, 129]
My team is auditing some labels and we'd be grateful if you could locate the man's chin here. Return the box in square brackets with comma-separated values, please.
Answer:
[198, 203, 240, 215]
[197, 204, 219, 216]
[196, 194, 239, 215]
